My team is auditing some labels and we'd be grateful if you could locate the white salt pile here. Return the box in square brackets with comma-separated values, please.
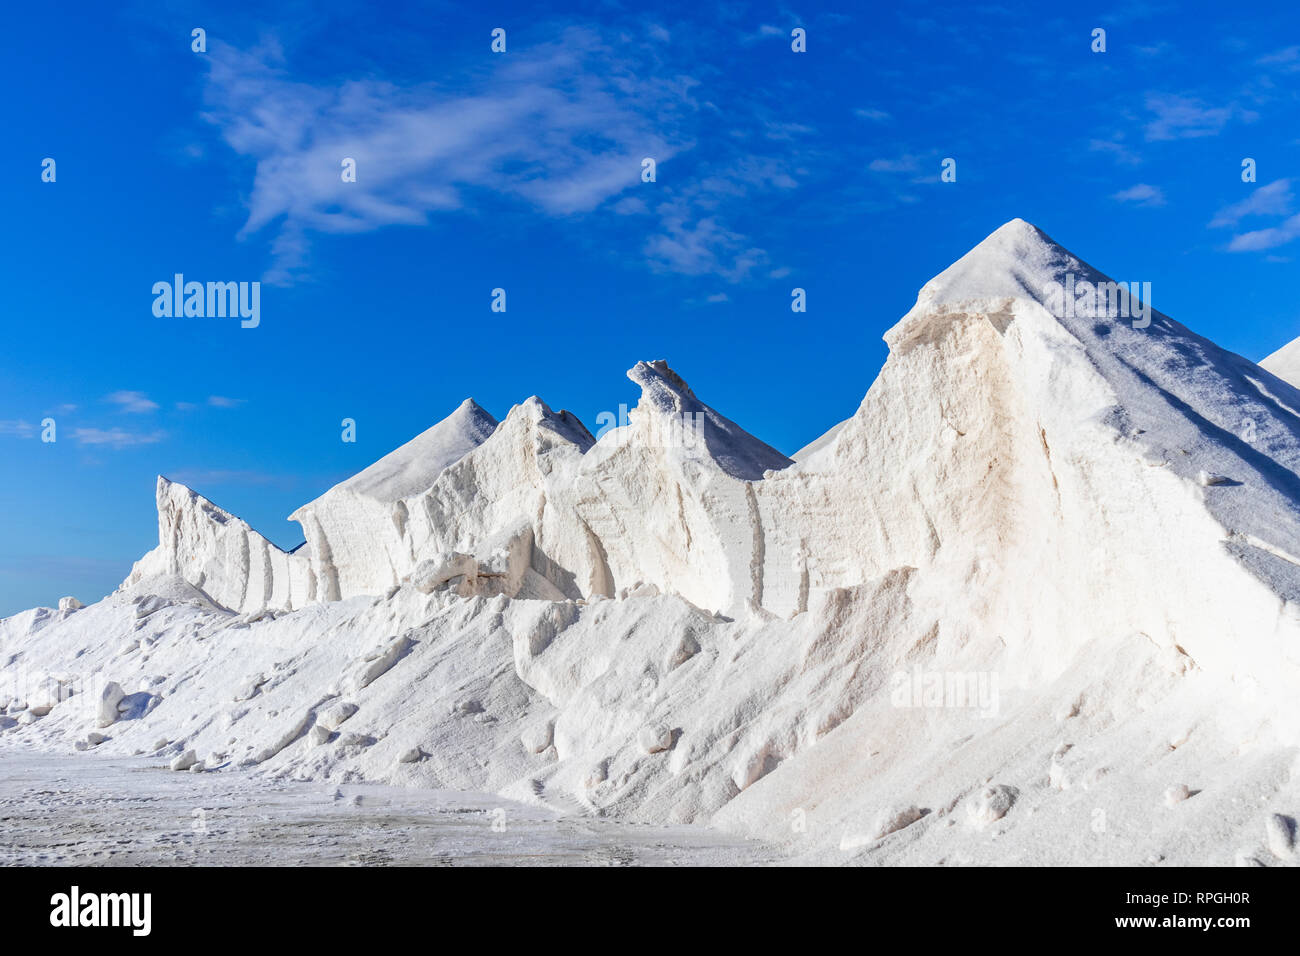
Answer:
[3, 220, 1299, 865]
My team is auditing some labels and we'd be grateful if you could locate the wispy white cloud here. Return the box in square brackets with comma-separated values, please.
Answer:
[1112, 183, 1166, 207]
[1257, 46, 1300, 70]
[1210, 179, 1293, 228]
[1227, 214, 1300, 252]
[854, 108, 892, 122]
[763, 121, 815, 142]
[201, 30, 755, 284]
[1089, 134, 1141, 166]
[644, 208, 767, 280]
[1208, 180, 1300, 252]
[0, 420, 35, 438]
[868, 155, 921, 174]
[1100, 1, 1174, 25]
[207, 395, 246, 408]
[1143, 93, 1252, 141]
[739, 24, 787, 45]
[1135, 42, 1171, 57]
[72, 427, 165, 448]
[106, 390, 159, 414]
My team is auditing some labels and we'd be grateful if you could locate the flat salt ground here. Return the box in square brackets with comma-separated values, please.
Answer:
[0, 747, 777, 867]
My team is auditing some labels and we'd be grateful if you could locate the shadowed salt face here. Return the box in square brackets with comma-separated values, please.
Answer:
[1040, 275, 1152, 328]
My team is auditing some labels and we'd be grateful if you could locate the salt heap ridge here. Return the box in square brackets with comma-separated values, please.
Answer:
[6, 219, 1300, 866]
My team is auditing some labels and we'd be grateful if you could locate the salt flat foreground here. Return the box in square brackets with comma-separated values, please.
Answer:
[0, 747, 775, 866]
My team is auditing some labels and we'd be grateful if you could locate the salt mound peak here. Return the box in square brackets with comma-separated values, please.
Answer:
[909, 218, 1082, 314]
[510, 396, 596, 451]
[303, 397, 499, 507]
[124, 475, 312, 614]
[629, 359, 699, 409]
[624, 359, 792, 480]
[153, 474, 283, 549]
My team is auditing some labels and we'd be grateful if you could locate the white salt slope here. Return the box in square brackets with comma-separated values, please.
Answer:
[289, 398, 499, 601]
[1260, 335, 1300, 390]
[790, 419, 846, 462]
[320, 398, 500, 502]
[5, 219, 1300, 866]
[539, 359, 793, 614]
[123, 477, 314, 614]
[757, 218, 1300, 687]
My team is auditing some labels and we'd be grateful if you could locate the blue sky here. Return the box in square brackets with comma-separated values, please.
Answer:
[4, 0, 1300, 615]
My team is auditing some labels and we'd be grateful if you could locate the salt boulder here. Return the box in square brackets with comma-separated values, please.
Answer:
[966, 785, 1018, 829]
[318, 701, 358, 731]
[637, 725, 673, 755]
[96, 681, 126, 728]
[170, 749, 199, 771]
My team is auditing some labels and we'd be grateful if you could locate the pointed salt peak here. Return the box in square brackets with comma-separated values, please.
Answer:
[621, 359, 791, 480]
[440, 397, 499, 435]
[517, 395, 552, 419]
[495, 395, 554, 429]
[956, 218, 1057, 264]
[630, 359, 697, 397]
[983, 217, 1046, 245]
[155, 475, 240, 524]
[452, 396, 494, 420]
[296, 398, 501, 511]
[156, 474, 200, 504]
[628, 359, 703, 418]
[502, 396, 596, 451]
[157, 473, 193, 492]
[912, 218, 1085, 313]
